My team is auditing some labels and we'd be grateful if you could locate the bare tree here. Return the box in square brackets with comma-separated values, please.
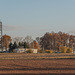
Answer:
[13, 37, 23, 44]
[24, 36, 33, 44]
[23, 36, 33, 48]
[36, 37, 40, 44]
[40, 31, 75, 51]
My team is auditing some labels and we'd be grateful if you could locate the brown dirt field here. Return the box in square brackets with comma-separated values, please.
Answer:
[0, 53, 75, 59]
[0, 53, 75, 75]
[0, 59, 75, 75]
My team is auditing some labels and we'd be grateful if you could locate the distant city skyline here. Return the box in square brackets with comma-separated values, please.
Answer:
[0, 0, 75, 39]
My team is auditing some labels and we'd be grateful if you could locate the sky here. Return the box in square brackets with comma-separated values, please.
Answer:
[0, 0, 75, 39]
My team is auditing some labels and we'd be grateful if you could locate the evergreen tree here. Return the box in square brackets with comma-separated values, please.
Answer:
[12, 41, 17, 49]
[23, 42, 29, 48]
[9, 42, 13, 53]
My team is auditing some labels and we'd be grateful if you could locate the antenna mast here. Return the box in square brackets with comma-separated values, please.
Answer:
[0, 20, 3, 51]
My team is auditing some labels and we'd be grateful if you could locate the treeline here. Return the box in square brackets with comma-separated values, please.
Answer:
[9, 36, 39, 52]
[40, 31, 75, 51]
[9, 42, 29, 52]
[3, 31, 75, 53]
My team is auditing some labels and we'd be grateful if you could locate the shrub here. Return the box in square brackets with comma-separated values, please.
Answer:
[45, 50, 50, 53]
[26, 50, 33, 53]
[13, 49, 16, 53]
[67, 48, 73, 53]
[50, 50, 54, 53]
[45, 50, 54, 53]
[60, 46, 68, 53]
[38, 50, 43, 53]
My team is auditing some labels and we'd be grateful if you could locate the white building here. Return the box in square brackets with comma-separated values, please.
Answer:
[73, 50, 75, 53]
[14, 48, 25, 53]
[26, 48, 38, 53]
[32, 49, 38, 53]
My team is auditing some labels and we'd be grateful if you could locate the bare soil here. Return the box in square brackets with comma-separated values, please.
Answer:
[0, 53, 75, 75]
[0, 59, 75, 75]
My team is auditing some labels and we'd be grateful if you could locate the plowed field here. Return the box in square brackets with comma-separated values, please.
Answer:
[0, 53, 75, 75]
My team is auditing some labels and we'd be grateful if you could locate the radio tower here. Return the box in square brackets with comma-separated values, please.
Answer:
[0, 20, 3, 51]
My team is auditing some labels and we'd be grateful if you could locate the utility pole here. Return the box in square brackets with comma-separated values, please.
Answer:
[0, 21, 3, 51]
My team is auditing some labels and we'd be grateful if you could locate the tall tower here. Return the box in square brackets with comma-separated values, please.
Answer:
[0, 21, 3, 51]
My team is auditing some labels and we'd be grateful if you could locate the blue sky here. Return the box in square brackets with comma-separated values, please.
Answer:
[0, 0, 75, 39]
